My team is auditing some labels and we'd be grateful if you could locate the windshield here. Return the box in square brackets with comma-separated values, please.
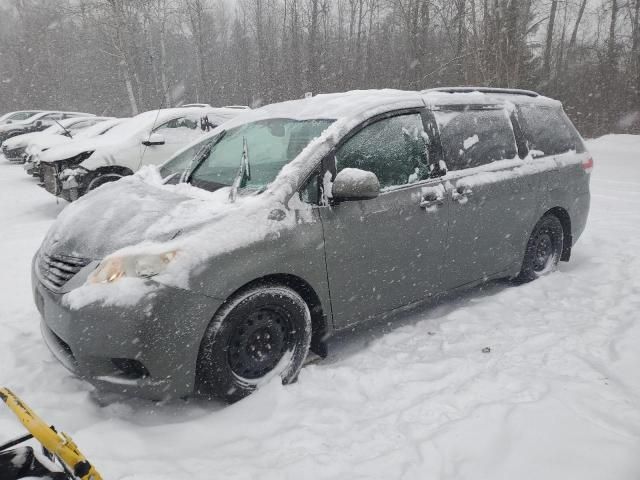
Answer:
[8, 111, 40, 121]
[159, 135, 220, 180]
[75, 120, 121, 139]
[43, 124, 63, 134]
[189, 118, 333, 192]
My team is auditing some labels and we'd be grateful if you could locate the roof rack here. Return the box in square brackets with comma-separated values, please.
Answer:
[424, 87, 540, 97]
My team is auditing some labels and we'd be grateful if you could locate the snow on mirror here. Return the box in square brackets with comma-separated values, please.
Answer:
[331, 167, 380, 200]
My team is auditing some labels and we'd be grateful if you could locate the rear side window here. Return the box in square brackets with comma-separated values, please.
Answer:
[335, 113, 428, 189]
[434, 108, 517, 171]
[517, 105, 585, 156]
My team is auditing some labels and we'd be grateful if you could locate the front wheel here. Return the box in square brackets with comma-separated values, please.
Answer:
[196, 285, 312, 403]
[86, 173, 123, 192]
[516, 214, 564, 283]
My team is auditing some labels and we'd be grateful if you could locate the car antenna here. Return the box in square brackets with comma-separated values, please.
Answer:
[140, 83, 175, 168]
[229, 136, 251, 203]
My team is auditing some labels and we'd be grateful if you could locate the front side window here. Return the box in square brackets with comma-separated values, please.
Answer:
[335, 113, 428, 189]
[190, 118, 333, 192]
[517, 105, 585, 156]
[435, 108, 517, 171]
[154, 117, 198, 132]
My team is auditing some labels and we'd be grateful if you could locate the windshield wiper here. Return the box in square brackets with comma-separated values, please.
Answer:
[180, 142, 213, 184]
[52, 119, 73, 138]
[228, 136, 251, 202]
[183, 131, 226, 185]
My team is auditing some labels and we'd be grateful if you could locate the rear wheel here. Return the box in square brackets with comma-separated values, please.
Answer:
[516, 214, 564, 282]
[197, 285, 312, 403]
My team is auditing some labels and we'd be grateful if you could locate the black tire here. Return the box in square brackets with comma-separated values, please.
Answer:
[86, 173, 123, 192]
[196, 285, 312, 403]
[516, 214, 564, 283]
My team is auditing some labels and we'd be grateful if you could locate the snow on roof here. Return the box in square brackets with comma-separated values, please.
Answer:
[236, 89, 423, 122]
[421, 88, 562, 108]
[200, 88, 563, 134]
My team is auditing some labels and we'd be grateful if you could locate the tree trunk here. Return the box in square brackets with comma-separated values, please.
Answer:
[564, 0, 587, 72]
[543, 0, 558, 78]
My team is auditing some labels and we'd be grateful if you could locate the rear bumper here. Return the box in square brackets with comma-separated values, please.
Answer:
[570, 191, 590, 246]
[32, 253, 222, 400]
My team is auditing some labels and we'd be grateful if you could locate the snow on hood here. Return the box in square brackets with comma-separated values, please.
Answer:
[48, 167, 299, 308]
[4, 130, 71, 150]
[42, 171, 222, 260]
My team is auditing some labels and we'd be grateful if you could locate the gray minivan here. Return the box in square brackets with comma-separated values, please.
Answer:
[32, 88, 591, 402]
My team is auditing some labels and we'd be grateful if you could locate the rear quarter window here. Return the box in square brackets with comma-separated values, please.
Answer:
[434, 108, 517, 171]
[517, 105, 585, 156]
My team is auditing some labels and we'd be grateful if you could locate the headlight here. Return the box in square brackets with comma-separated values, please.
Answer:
[88, 251, 178, 284]
[68, 151, 94, 166]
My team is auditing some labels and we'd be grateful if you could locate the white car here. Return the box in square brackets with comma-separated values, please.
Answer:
[0, 111, 95, 146]
[25, 118, 126, 177]
[0, 110, 47, 125]
[2, 117, 110, 163]
[39, 107, 244, 200]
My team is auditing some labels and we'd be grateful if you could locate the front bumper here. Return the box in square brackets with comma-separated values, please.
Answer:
[40, 162, 88, 201]
[31, 253, 222, 399]
[1, 145, 26, 163]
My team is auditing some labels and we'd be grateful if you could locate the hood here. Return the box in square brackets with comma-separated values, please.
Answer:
[41, 172, 238, 260]
[0, 122, 29, 133]
[4, 131, 57, 150]
[39, 137, 100, 163]
[29, 133, 72, 152]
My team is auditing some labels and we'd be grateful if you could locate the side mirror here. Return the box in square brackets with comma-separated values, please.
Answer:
[35, 120, 42, 127]
[332, 168, 380, 201]
[142, 133, 165, 146]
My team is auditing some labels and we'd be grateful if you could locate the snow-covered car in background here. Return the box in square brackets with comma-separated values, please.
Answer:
[24, 118, 126, 177]
[38, 106, 244, 201]
[0, 111, 95, 146]
[0, 110, 47, 125]
[2, 116, 111, 163]
[32, 88, 591, 402]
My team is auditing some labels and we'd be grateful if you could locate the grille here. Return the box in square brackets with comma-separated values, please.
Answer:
[3, 145, 26, 161]
[38, 253, 91, 290]
[41, 163, 61, 195]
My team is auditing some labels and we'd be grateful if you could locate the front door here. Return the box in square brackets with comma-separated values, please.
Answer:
[319, 111, 449, 328]
[140, 116, 204, 167]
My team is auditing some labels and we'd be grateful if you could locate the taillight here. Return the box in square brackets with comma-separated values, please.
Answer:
[582, 155, 594, 174]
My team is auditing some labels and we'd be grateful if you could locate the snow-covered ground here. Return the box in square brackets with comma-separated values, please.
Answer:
[1, 134, 639, 479]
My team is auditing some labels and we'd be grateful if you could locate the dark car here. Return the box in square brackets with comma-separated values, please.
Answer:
[32, 87, 591, 402]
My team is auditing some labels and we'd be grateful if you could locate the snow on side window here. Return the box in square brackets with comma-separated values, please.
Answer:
[517, 105, 585, 156]
[435, 108, 517, 171]
[335, 113, 428, 189]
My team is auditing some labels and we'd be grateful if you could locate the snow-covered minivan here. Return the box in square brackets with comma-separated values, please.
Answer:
[38, 107, 244, 201]
[32, 88, 591, 402]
